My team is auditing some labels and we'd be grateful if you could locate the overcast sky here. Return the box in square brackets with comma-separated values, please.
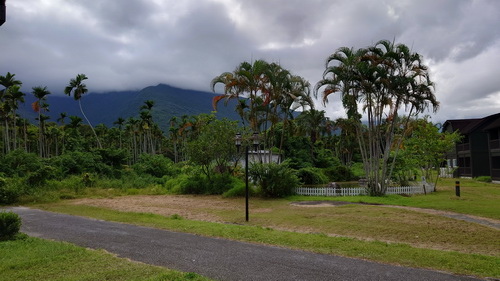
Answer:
[1, 0, 499, 123]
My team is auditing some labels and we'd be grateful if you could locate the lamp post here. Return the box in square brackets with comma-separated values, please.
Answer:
[235, 132, 260, 222]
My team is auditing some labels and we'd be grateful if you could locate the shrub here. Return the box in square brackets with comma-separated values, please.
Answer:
[249, 162, 301, 198]
[133, 154, 176, 178]
[323, 165, 356, 181]
[475, 176, 492, 183]
[0, 211, 21, 241]
[25, 166, 56, 187]
[0, 150, 42, 177]
[165, 172, 239, 195]
[222, 178, 247, 197]
[0, 178, 21, 205]
[297, 167, 328, 185]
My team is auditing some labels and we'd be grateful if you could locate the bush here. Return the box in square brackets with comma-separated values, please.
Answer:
[133, 154, 177, 178]
[0, 178, 21, 205]
[25, 166, 56, 187]
[0, 211, 21, 241]
[475, 176, 492, 183]
[165, 172, 240, 195]
[0, 150, 42, 177]
[323, 165, 356, 181]
[222, 178, 247, 197]
[297, 167, 328, 185]
[249, 162, 301, 198]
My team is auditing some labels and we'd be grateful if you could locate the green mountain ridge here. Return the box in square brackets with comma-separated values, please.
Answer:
[19, 84, 242, 132]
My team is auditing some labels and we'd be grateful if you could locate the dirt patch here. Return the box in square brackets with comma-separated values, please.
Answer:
[71, 195, 241, 222]
[290, 201, 381, 207]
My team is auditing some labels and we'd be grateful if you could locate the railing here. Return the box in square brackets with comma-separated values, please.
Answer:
[456, 143, 470, 152]
[492, 169, 500, 180]
[295, 182, 435, 197]
[490, 139, 500, 150]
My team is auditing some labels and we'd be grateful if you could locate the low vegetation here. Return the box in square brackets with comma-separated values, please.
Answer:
[0, 236, 209, 281]
[31, 177, 500, 279]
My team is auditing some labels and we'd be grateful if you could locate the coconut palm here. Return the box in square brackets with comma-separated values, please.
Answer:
[64, 74, 102, 149]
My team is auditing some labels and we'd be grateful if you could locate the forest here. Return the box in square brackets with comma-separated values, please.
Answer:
[0, 40, 460, 204]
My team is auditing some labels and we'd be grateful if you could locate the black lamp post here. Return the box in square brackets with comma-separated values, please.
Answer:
[235, 132, 259, 222]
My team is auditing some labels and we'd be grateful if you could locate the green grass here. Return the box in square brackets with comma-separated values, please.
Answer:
[0, 236, 210, 281]
[34, 203, 500, 279]
[288, 178, 500, 219]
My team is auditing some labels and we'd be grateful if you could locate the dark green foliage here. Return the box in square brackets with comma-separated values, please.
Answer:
[323, 165, 356, 182]
[97, 148, 128, 168]
[249, 162, 301, 198]
[165, 172, 240, 195]
[297, 167, 328, 185]
[49, 151, 110, 178]
[133, 154, 176, 178]
[25, 166, 56, 187]
[475, 176, 492, 183]
[0, 150, 42, 177]
[313, 147, 339, 168]
[0, 177, 20, 204]
[0, 211, 21, 241]
[222, 180, 247, 197]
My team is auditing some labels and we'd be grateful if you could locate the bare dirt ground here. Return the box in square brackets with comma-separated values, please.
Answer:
[70, 195, 500, 230]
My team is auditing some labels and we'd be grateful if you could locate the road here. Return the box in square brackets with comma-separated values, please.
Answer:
[6, 207, 482, 281]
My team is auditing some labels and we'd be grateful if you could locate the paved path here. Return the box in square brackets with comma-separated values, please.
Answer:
[6, 207, 482, 281]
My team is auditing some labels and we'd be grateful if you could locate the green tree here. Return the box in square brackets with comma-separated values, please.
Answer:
[31, 86, 51, 158]
[64, 74, 102, 149]
[316, 40, 439, 195]
[186, 115, 239, 178]
[401, 117, 461, 187]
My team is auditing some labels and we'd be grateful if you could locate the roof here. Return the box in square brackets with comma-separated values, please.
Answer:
[443, 112, 500, 134]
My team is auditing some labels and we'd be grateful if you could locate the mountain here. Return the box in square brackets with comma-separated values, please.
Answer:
[19, 84, 242, 132]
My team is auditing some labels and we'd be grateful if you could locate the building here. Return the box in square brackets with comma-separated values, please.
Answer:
[442, 113, 500, 181]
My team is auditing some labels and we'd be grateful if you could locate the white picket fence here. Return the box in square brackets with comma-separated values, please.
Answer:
[295, 183, 434, 197]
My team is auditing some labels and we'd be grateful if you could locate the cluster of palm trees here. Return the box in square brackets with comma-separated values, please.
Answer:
[211, 60, 315, 157]
[315, 40, 439, 195]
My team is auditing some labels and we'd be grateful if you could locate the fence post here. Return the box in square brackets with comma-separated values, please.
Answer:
[455, 181, 460, 197]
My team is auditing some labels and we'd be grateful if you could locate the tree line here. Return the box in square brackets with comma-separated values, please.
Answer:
[0, 39, 460, 199]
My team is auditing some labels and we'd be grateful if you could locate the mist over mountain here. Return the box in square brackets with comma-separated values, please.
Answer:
[19, 84, 241, 132]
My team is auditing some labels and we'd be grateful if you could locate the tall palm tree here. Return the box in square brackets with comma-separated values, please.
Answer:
[0, 72, 22, 154]
[211, 60, 269, 132]
[114, 117, 125, 148]
[316, 40, 438, 195]
[64, 74, 102, 149]
[32, 86, 51, 157]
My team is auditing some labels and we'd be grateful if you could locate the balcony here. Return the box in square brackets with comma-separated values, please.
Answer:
[492, 169, 500, 180]
[457, 143, 470, 152]
[490, 139, 500, 150]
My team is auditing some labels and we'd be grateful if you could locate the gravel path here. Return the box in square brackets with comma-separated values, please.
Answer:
[6, 206, 483, 281]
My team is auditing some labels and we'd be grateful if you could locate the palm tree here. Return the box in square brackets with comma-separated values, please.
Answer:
[0, 72, 22, 154]
[32, 86, 51, 157]
[316, 40, 438, 195]
[64, 74, 102, 149]
[211, 60, 270, 132]
[114, 117, 125, 148]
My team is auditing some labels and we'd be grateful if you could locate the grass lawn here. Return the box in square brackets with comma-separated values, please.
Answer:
[33, 202, 500, 278]
[14, 177, 500, 279]
[288, 177, 500, 219]
[0, 236, 210, 281]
